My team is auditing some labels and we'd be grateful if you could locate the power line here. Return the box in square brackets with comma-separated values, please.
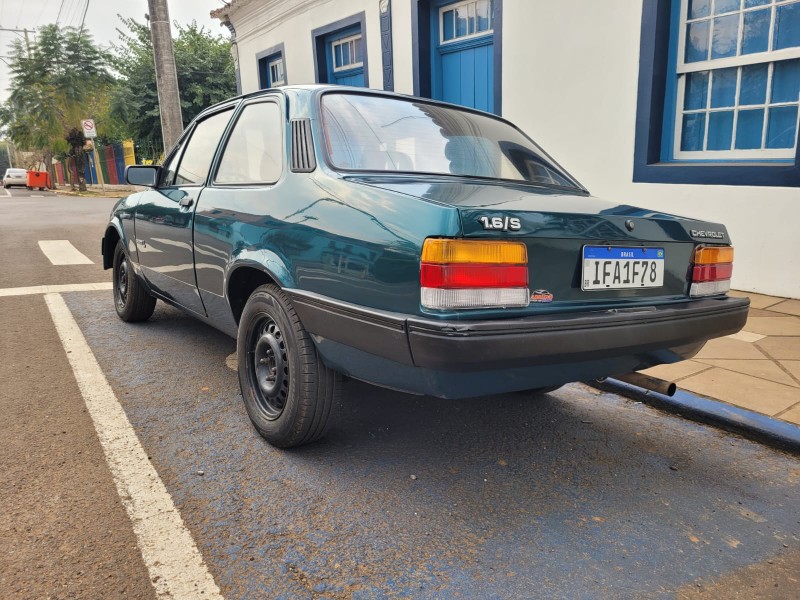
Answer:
[13, 0, 23, 28]
[58, 0, 72, 25]
[63, 0, 78, 27]
[34, 0, 52, 26]
[71, 0, 85, 28]
[77, 0, 88, 40]
[56, 0, 66, 23]
[63, 0, 77, 27]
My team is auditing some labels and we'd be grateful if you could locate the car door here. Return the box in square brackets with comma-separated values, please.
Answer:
[192, 98, 285, 333]
[134, 106, 236, 315]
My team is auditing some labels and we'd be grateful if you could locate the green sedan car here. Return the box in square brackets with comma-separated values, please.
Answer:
[102, 86, 749, 448]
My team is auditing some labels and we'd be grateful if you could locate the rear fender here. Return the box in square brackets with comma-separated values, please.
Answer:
[224, 250, 296, 325]
[228, 248, 295, 290]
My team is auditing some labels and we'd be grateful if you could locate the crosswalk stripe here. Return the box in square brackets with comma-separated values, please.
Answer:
[38, 240, 94, 265]
[0, 282, 112, 297]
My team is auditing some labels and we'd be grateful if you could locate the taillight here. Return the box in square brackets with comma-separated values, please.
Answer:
[690, 245, 733, 297]
[420, 239, 529, 309]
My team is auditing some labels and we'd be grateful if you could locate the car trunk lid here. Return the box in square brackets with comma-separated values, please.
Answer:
[351, 176, 731, 311]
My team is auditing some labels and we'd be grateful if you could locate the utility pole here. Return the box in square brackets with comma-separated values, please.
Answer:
[0, 27, 35, 55]
[147, 0, 184, 154]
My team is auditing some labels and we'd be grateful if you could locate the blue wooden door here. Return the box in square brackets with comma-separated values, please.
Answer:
[326, 27, 365, 87]
[433, 0, 494, 113]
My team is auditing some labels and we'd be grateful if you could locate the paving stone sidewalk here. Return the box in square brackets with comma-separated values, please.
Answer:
[642, 290, 800, 426]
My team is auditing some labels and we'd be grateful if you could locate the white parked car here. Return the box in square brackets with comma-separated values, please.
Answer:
[3, 168, 27, 188]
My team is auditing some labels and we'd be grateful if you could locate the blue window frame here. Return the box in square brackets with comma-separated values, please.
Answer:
[311, 13, 369, 88]
[256, 43, 287, 90]
[634, 0, 800, 186]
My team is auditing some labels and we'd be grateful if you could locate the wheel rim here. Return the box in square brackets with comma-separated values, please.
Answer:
[246, 315, 289, 420]
[116, 255, 129, 310]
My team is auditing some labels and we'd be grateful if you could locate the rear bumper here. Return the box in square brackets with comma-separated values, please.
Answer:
[406, 296, 749, 370]
[287, 290, 749, 397]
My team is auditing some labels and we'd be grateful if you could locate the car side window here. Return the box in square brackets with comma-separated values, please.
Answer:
[215, 102, 283, 185]
[174, 108, 234, 186]
[160, 142, 184, 187]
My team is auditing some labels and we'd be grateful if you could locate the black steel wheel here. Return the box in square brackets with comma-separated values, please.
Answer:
[112, 240, 156, 322]
[237, 284, 340, 448]
[246, 316, 290, 420]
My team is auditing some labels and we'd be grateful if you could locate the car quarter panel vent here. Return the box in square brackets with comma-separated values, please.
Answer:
[291, 119, 316, 173]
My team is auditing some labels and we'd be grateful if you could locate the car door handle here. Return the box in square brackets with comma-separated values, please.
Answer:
[179, 196, 194, 208]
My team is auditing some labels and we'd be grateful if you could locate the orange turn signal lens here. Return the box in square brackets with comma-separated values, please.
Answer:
[694, 246, 734, 265]
[421, 239, 528, 264]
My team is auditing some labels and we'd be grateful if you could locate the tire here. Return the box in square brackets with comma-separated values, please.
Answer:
[237, 284, 340, 448]
[112, 240, 156, 322]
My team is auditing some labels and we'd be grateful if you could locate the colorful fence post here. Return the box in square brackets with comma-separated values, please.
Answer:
[122, 139, 136, 166]
[98, 145, 111, 185]
[113, 143, 126, 183]
[103, 145, 118, 185]
[84, 150, 97, 184]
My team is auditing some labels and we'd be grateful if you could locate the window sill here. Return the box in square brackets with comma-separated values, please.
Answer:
[633, 160, 800, 187]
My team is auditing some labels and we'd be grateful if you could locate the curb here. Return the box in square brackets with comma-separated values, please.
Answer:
[589, 378, 800, 455]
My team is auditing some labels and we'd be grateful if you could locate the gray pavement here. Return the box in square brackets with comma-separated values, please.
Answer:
[1, 189, 799, 599]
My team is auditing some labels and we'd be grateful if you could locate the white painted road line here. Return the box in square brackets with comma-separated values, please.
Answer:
[44, 293, 223, 600]
[0, 282, 112, 297]
[38, 240, 94, 265]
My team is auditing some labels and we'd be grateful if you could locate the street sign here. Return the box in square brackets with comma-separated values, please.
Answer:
[81, 119, 97, 139]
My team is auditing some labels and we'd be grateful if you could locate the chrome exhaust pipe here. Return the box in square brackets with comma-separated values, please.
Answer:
[614, 372, 677, 397]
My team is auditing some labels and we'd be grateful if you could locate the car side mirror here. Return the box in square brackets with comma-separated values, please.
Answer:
[125, 165, 161, 187]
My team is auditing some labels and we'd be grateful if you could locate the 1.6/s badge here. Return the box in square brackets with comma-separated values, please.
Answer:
[479, 216, 521, 231]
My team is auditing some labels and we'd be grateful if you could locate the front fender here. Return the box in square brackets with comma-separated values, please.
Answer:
[103, 193, 143, 269]
[102, 217, 135, 269]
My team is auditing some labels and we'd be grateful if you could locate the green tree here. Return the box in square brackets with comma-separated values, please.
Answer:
[0, 25, 114, 190]
[111, 17, 236, 161]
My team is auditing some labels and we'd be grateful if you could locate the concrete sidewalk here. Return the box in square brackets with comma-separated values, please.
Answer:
[642, 290, 800, 426]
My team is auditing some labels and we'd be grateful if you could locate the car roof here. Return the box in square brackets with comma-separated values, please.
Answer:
[197, 84, 517, 127]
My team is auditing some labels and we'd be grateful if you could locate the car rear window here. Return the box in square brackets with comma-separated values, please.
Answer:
[321, 93, 579, 189]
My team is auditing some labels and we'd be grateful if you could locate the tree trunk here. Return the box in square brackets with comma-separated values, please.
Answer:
[73, 149, 87, 192]
[43, 151, 56, 189]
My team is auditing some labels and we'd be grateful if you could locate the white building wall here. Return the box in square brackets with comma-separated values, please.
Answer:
[502, 0, 798, 299]
[221, 0, 798, 299]
[232, 0, 392, 92]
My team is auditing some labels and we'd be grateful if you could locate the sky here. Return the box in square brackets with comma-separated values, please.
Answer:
[0, 0, 226, 100]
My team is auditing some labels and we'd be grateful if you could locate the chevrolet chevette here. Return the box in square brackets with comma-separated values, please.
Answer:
[103, 85, 749, 448]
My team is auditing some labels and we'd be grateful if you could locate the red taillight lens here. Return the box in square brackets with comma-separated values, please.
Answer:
[692, 262, 733, 282]
[690, 245, 733, 297]
[421, 239, 529, 310]
[420, 263, 528, 288]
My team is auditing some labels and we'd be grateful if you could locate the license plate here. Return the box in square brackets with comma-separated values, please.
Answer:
[582, 246, 665, 290]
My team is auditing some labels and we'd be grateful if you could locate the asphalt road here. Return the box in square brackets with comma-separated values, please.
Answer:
[1, 187, 799, 599]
